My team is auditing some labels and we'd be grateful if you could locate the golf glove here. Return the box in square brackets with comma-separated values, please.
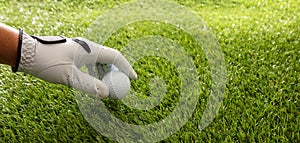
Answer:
[12, 29, 137, 98]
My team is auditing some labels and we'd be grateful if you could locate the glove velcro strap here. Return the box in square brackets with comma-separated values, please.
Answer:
[31, 36, 66, 44]
[12, 28, 23, 72]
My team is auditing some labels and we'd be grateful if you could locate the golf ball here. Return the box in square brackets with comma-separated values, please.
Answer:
[102, 71, 131, 99]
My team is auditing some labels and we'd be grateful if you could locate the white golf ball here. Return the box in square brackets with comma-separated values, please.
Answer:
[102, 71, 131, 99]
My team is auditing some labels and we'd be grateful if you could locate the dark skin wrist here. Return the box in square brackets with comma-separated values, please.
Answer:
[0, 23, 19, 67]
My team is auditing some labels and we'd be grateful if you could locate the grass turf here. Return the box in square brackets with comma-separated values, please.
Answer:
[0, 0, 299, 142]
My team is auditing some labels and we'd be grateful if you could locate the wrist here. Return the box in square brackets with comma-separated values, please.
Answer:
[0, 23, 19, 67]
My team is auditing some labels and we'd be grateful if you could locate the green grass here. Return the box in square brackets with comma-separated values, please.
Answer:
[0, 0, 299, 142]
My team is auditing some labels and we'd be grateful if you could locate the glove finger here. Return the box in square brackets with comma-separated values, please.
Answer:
[86, 64, 95, 77]
[71, 66, 109, 98]
[97, 47, 138, 79]
[97, 63, 106, 79]
[73, 38, 137, 79]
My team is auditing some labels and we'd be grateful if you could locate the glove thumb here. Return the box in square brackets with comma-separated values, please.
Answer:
[71, 66, 109, 98]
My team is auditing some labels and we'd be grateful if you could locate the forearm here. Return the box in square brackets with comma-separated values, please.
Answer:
[0, 23, 19, 67]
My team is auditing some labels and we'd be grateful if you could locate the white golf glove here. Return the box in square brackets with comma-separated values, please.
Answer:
[12, 29, 137, 98]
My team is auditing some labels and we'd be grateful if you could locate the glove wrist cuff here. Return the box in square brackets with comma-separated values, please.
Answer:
[12, 30, 36, 73]
[12, 29, 23, 72]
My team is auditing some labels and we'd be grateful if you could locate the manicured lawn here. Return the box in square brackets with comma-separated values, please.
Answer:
[0, 0, 299, 142]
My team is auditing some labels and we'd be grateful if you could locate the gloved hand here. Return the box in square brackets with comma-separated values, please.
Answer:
[13, 29, 137, 99]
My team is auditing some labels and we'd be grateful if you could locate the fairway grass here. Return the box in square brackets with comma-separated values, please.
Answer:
[0, 0, 299, 142]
